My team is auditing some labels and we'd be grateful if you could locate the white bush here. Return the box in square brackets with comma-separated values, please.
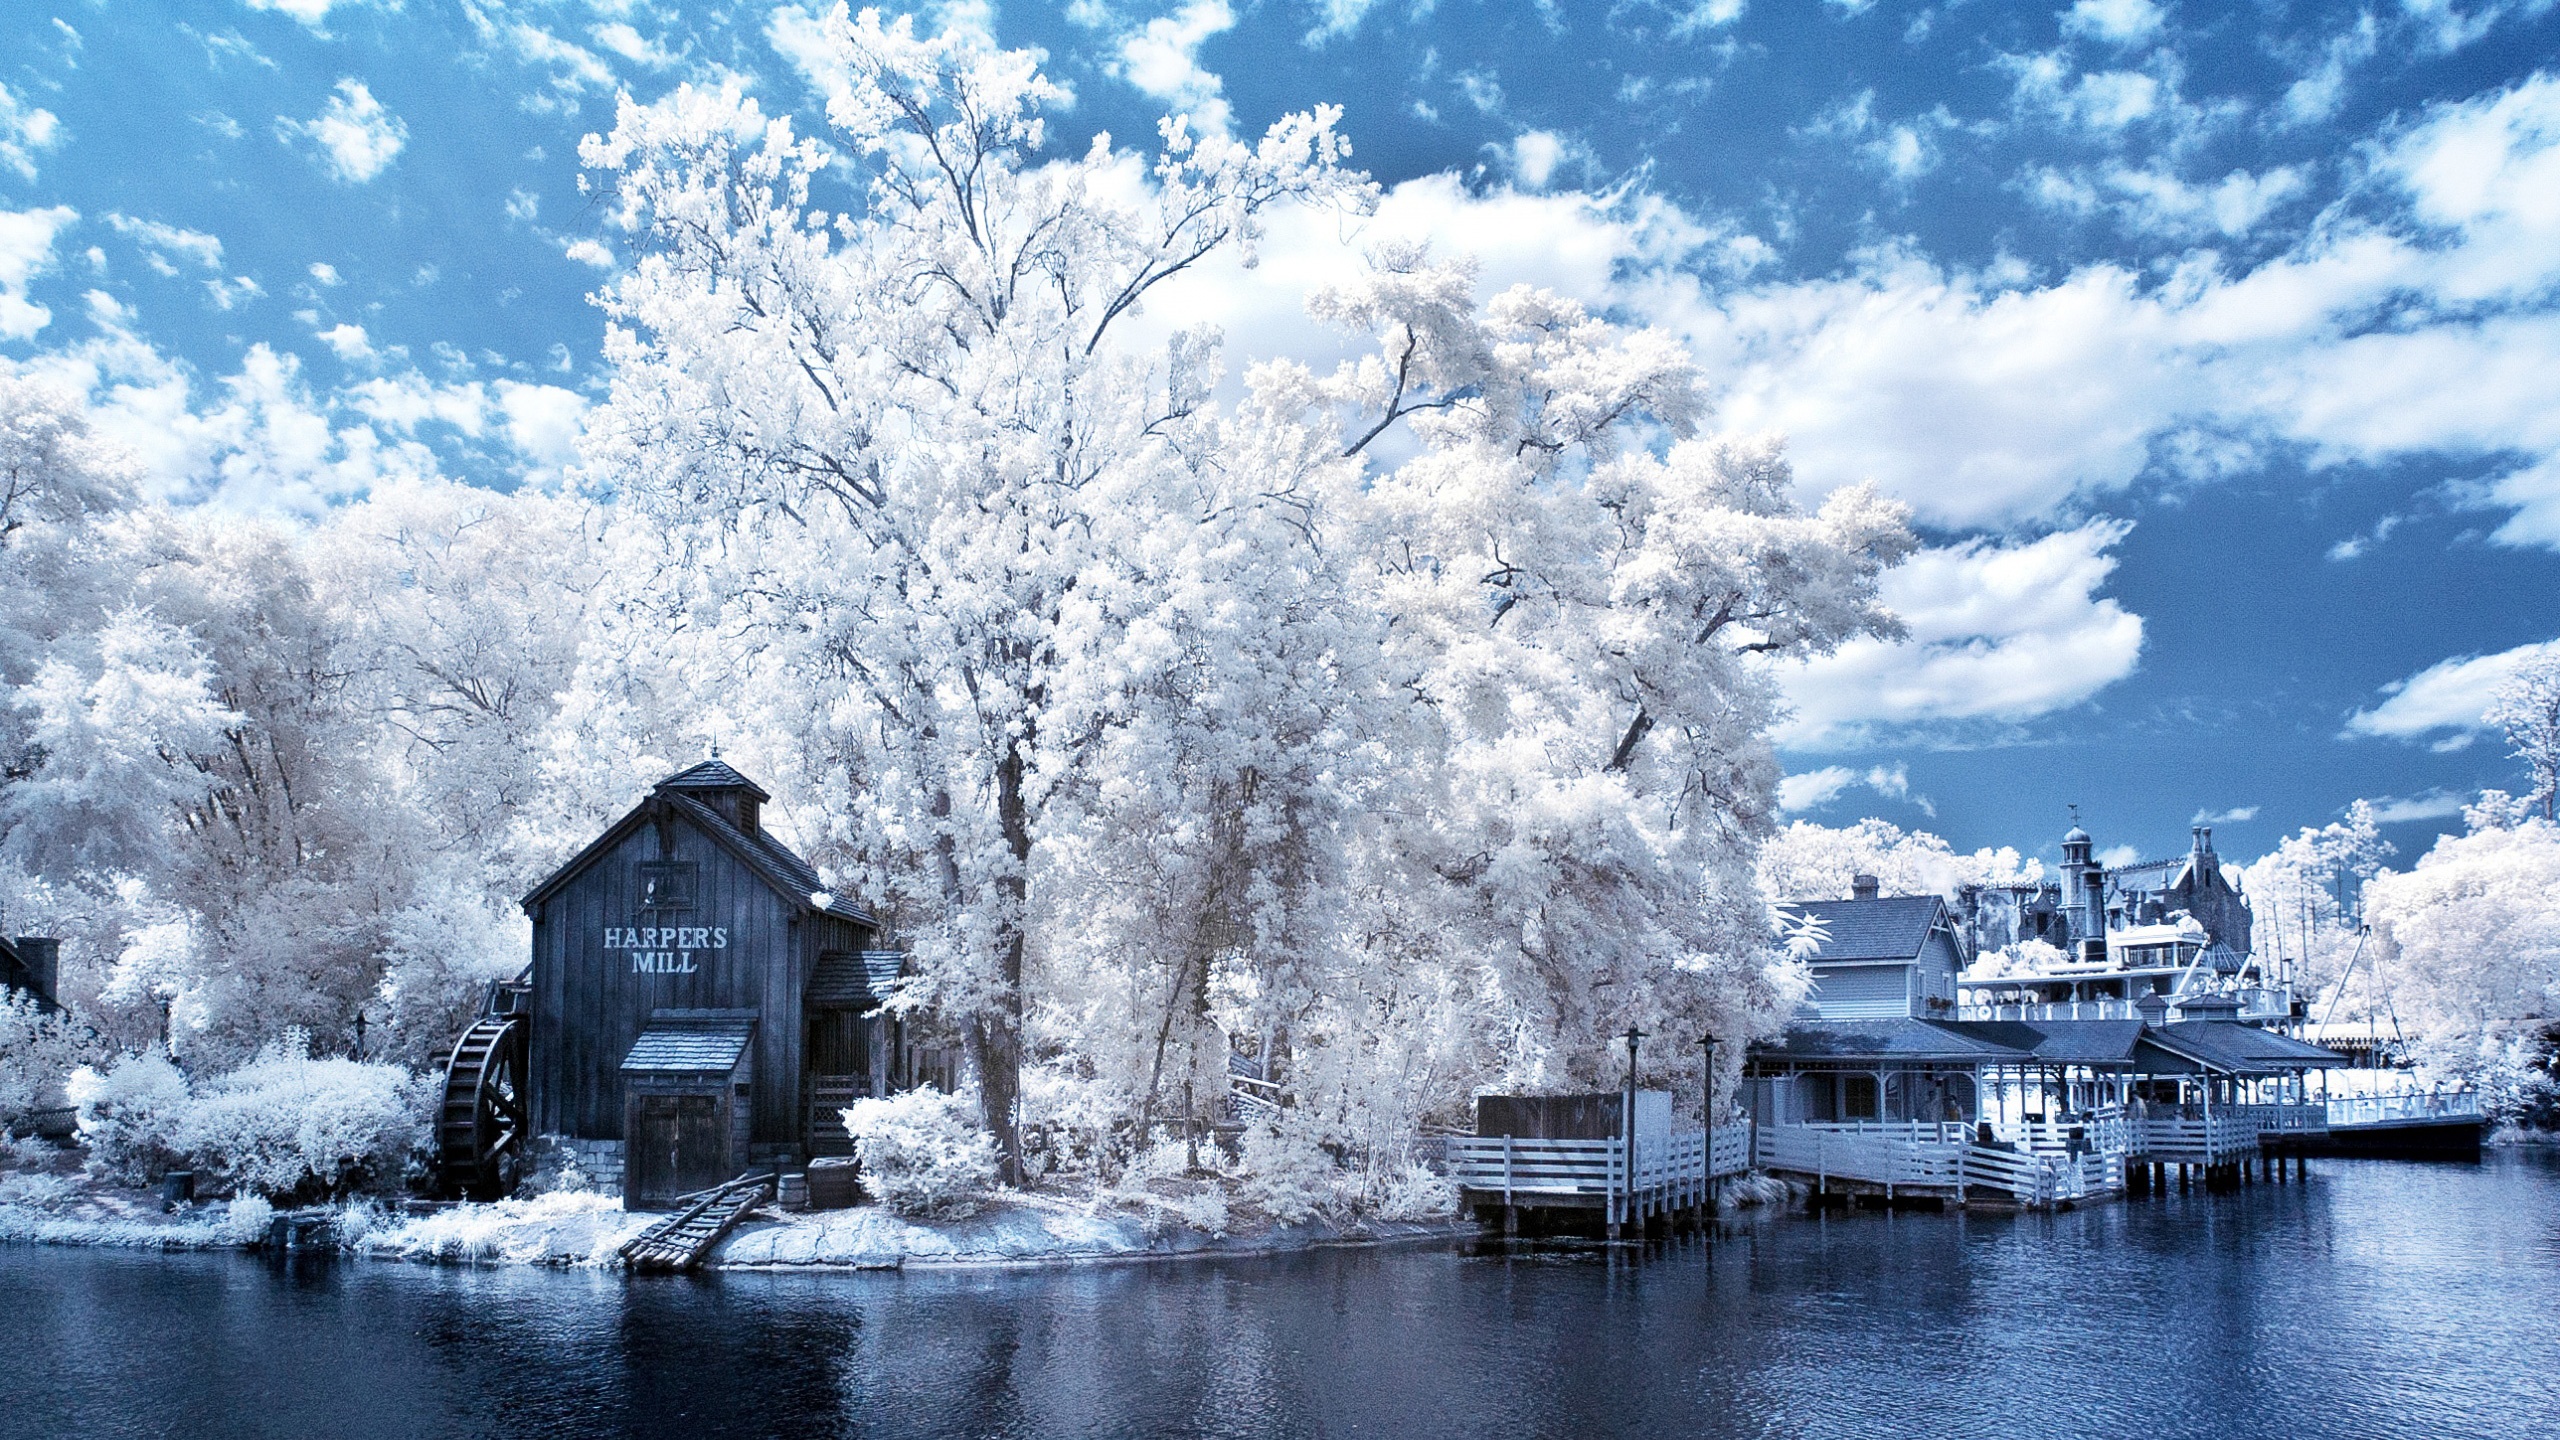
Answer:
[220, 1194, 273, 1244]
[176, 1035, 428, 1200]
[841, 1089, 1002, 1219]
[68, 1037, 427, 1199]
[0, 990, 89, 1128]
[66, 1051, 192, 1184]
[1368, 1159, 1458, 1221]
[1235, 1115, 1342, 1224]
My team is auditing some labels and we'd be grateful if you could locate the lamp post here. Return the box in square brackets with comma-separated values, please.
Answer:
[1701, 1032, 1720, 1204]
[1620, 1025, 1644, 1239]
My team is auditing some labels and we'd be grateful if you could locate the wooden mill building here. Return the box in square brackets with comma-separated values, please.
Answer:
[513, 760, 938, 1206]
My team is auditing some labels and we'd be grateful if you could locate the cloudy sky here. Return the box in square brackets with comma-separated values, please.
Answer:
[4, 0, 2557, 872]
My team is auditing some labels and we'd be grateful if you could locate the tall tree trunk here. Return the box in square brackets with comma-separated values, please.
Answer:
[976, 734, 1031, 1184]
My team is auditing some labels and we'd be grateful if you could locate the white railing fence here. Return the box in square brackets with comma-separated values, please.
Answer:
[1748, 1121, 2107, 1207]
[1443, 1125, 1752, 1224]
[2326, 1088, 2483, 1128]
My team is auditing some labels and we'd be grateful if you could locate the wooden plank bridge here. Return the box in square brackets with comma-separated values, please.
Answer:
[618, 1172, 774, 1272]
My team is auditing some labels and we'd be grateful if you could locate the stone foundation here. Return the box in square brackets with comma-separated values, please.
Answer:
[530, 1134, 625, 1195]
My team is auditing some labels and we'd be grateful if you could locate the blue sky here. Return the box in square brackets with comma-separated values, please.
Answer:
[4, 0, 2558, 875]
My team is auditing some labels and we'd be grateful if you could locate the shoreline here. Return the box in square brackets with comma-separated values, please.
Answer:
[0, 1178, 1490, 1271]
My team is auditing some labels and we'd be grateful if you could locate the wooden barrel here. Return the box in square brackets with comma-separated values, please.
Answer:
[776, 1171, 810, 1211]
[806, 1156, 861, 1210]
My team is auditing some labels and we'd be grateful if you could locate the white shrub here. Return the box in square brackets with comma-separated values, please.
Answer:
[1235, 1115, 1342, 1224]
[66, 1051, 192, 1184]
[1368, 1160, 1458, 1221]
[0, 990, 89, 1128]
[220, 1194, 273, 1244]
[841, 1089, 1002, 1219]
[176, 1034, 428, 1200]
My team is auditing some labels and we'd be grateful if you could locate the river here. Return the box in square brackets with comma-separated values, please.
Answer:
[5, 1152, 2555, 1440]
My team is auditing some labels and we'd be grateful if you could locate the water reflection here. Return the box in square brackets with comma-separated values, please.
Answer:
[3, 1153, 2554, 1440]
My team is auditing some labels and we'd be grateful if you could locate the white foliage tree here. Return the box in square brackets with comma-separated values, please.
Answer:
[573, 11, 1915, 1188]
[1759, 817, 2043, 902]
[575, 9, 1372, 1178]
[2238, 800, 2394, 1023]
[2365, 807, 2560, 1120]
[2487, 647, 2560, 821]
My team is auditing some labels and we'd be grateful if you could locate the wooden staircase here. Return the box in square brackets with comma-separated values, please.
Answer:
[617, 1173, 774, 1273]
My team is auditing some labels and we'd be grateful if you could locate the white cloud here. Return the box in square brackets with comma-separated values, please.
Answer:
[1115, 1, 1236, 139]
[2282, 15, 2378, 126]
[0, 83, 63, 181]
[2060, 0, 2164, 45]
[1123, 69, 2560, 546]
[204, 275, 264, 311]
[1510, 130, 1575, 189]
[2343, 639, 2560, 745]
[1668, 0, 1749, 35]
[1301, 0, 1387, 43]
[563, 237, 616, 269]
[2081, 165, 2306, 238]
[1778, 763, 1922, 814]
[590, 22, 674, 67]
[1776, 521, 2146, 749]
[0, 205, 77, 341]
[2364, 788, 2471, 824]
[315, 322, 373, 362]
[492, 380, 587, 467]
[241, 0, 364, 29]
[2097, 843, 2141, 867]
[506, 188, 539, 222]
[2192, 804, 2258, 825]
[104, 214, 224, 275]
[308, 262, 341, 286]
[278, 80, 408, 183]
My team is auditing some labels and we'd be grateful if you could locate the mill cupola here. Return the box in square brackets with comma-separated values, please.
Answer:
[655, 757, 770, 836]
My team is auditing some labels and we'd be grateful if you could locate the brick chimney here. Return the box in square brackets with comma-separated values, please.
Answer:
[11, 937, 60, 1011]
[1851, 873, 1880, 902]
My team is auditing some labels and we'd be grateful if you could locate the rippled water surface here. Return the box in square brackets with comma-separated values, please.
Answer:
[6, 1152, 2557, 1440]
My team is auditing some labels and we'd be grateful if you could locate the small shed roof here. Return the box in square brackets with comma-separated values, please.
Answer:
[807, 950, 909, 1008]
[621, 1010, 757, 1074]
[1777, 895, 1949, 963]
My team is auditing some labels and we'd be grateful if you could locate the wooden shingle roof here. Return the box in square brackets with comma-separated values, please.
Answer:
[1777, 895, 1949, 963]
[621, 1010, 757, 1074]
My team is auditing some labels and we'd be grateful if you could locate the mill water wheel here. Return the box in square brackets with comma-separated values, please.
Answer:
[436, 1015, 529, 1199]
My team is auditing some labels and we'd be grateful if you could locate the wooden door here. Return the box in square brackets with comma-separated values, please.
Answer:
[629, 1093, 724, 1207]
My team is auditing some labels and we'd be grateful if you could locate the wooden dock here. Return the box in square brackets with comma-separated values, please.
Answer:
[1445, 1128, 1751, 1237]
[618, 1172, 774, 1272]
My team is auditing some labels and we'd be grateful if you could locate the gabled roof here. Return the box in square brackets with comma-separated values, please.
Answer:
[1751, 1017, 2035, 1064]
[2145, 1021, 2347, 1075]
[521, 769, 877, 926]
[621, 1010, 757, 1074]
[1959, 1018, 2149, 1066]
[1777, 895, 1950, 963]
